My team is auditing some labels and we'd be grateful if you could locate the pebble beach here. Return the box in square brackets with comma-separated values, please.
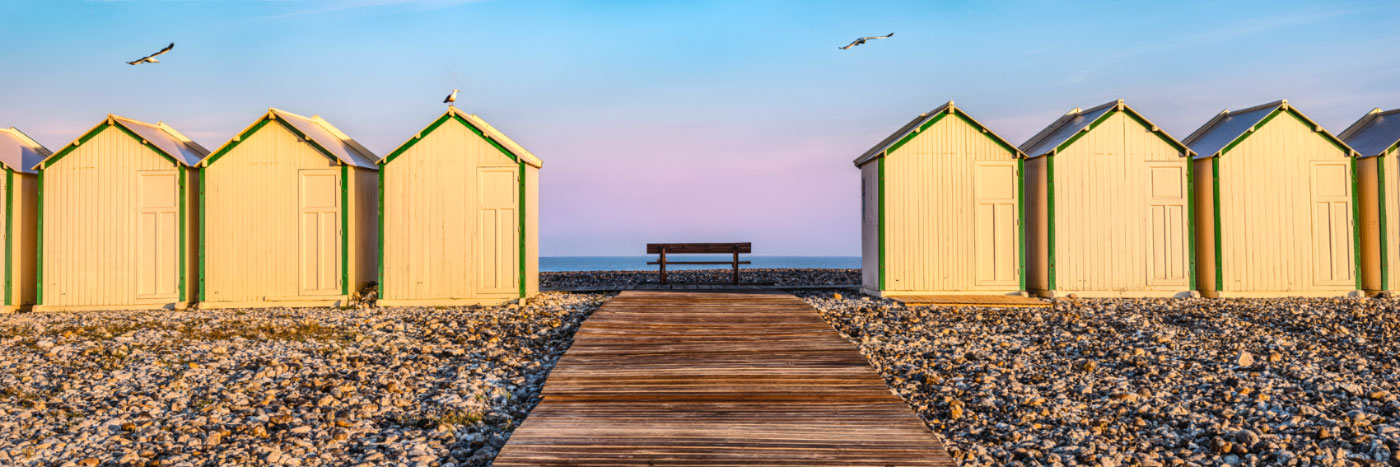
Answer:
[0, 293, 610, 467]
[800, 292, 1400, 467]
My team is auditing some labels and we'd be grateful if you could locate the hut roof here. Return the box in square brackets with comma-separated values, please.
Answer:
[1184, 99, 1357, 159]
[1019, 99, 1193, 159]
[853, 101, 1024, 167]
[1338, 107, 1400, 158]
[381, 107, 543, 168]
[0, 127, 51, 174]
[203, 108, 378, 169]
[35, 115, 209, 170]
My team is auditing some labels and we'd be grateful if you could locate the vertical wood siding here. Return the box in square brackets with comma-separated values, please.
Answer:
[1218, 113, 1354, 293]
[41, 128, 186, 307]
[525, 165, 540, 297]
[1385, 152, 1398, 290]
[351, 167, 378, 295]
[1052, 112, 1190, 294]
[203, 123, 346, 303]
[882, 115, 1020, 293]
[382, 121, 521, 301]
[1023, 157, 1049, 293]
[860, 163, 878, 292]
[5, 173, 38, 307]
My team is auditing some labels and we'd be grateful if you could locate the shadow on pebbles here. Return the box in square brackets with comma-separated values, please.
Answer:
[798, 292, 1399, 467]
[0, 292, 612, 467]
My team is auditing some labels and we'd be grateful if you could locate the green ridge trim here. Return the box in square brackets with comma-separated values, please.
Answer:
[886, 112, 949, 155]
[42, 121, 185, 170]
[1379, 155, 1390, 290]
[341, 164, 349, 296]
[1352, 157, 1363, 290]
[1187, 160, 1197, 291]
[4, 170, 12, 306]
[1121, 109, 1194, 156]
[198, 168, 207, 302]
[1216, 108, 1354, 159]
[951, 111, 1021, 155]
[877, 157, 885, 291]
[383, 114, 522, 166]
[203, 118, 271, 167]
[377, 166, 385, 298]
[1218, 109, 1282, 157]
[1212, 158, 1223, 292]
[35, 170, 43, 305]
[1053, 109, 1117, 155]
[1017, 158, 1026, 291]
[178, 169, 186, 303]
[1046, 154, 1057, 291]
[519, 161, 527, 298]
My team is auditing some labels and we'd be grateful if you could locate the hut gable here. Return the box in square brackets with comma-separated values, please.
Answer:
[1339, 108, 1400, 157]
[381, 107, 542, 168]
[1020, 100, 1193, 159]
[0, 128, 50, 174]
[1185, 100, 1357, 159]
[853, 101, 1023, 167]
[202, 108, 377, 168]
[36, 115, 208, 170]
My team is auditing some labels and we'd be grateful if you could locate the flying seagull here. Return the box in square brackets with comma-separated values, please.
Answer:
[444, 89, 459, 105]
[839, 32, 893, 50]
[127, 42, 174, 65]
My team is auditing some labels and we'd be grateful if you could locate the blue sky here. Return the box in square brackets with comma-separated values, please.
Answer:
[2, 0, 1399, 255]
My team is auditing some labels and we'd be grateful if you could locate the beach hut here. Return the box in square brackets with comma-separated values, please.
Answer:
[199, 109, 378, 308]
[1019, 100, 1196, 298]
[1339, 107, 1400, 293]
[0, 128, 47, 312]
[854, 101, 1026, 297]
[378, 107, 541, 305]
[34, 116, 206, 311]
[1185, 100, 1362, 297]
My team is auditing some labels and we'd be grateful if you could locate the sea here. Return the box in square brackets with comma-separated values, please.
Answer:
[541, 256, 860, 272]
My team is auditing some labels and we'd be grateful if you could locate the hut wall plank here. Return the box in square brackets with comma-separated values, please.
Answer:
[1218, 112, 1354, 293]
[1387, 151, 1399, 290]
[860, 163, 878, 292]
[526, 165, 540, 297]
[882, 115, 1019, 293]
[17, 173, 38, 306]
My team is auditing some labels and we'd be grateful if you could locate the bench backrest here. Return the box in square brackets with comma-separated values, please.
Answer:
[647, 243, 752, 254]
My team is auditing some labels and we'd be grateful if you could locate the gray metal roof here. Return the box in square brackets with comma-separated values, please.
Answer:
[1019, 101, 1116, 158]
[1182, 101, 1279, 159]
[1339, 108, 1400, 157]
[270, 108, 378, 169]
[0, 127, 50, 174]
[111, 116, 209, 167]
[852, 101, 1024, 167]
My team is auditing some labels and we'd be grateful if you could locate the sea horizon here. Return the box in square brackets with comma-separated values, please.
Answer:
[541, 256, 860, 272]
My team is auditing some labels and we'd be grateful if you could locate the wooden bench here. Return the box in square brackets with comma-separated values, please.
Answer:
[646, 243, 752, 285]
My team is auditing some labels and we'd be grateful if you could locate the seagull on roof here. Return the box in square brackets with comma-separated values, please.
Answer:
[444, 89, 459, 105]
[839, 32, 893, 50]
[127, 42, 174, 65]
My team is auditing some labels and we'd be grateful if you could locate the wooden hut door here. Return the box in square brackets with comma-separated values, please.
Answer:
[973, 162, 1018, 286]
[1310, 162, 1354, 286]
[475, 168, 518, 294]
[299, 170, 341, 295]
[136, 172, 179, 300]
[1147, 164, 1188, 285]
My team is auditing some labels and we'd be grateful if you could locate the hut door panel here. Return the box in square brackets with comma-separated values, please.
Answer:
[299, 171, 341, 295]
[136, 172, 179, 300]
[1147, 165, 1187, 285]
[974, 162, 1018, 286]
[476, 168, 518, 294]
[1310, 163, 1354, 286]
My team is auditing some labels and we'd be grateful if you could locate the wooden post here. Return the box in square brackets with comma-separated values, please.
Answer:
[659, 247, 668, 285]
[732, 248, 740, 285]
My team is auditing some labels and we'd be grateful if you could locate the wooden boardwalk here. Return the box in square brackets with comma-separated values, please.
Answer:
[495, 290, 954, 467]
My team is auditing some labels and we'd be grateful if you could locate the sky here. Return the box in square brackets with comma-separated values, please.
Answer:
[2, 0, 1399, 256]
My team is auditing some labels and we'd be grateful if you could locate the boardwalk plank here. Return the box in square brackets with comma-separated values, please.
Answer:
[494, 290, 954, 466]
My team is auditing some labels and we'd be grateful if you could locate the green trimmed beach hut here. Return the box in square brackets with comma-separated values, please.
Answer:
[378, 106, 541, 306]
[1340, 107, 1400, 293]
[1185, 100, 1362, 297]
[854, 101, 1026, 298]
[1019, 100, 1196, 298]
[0, 128, 47, 312]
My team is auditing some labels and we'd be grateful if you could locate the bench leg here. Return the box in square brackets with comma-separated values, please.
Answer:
[732, 251, 740, 285]
[660, 249, 668, 285]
